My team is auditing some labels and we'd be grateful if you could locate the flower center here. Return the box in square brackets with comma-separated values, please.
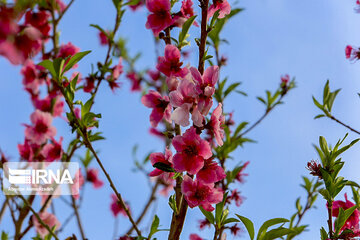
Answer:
[184, 145, 198, 156]
[35, 121, 48, 133]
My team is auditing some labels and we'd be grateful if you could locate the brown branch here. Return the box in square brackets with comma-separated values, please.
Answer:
[198, 0, 209, 75]
[0, 197, 8, 224]
[329, 115, 360, 135]
[327, 200, 333, 239]
[71, 196, 86, 239]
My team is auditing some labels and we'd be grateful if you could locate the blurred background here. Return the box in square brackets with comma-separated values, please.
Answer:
[1, 0, 360, 239]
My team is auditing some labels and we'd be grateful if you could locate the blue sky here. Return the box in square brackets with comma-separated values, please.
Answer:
[1, 0, 360, 239]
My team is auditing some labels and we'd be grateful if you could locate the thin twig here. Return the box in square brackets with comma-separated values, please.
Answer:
[329, 115, 360, 135]
[126, 180, 161, 235]
[71, 196, 86, 239]
[18, 195, 59, 240]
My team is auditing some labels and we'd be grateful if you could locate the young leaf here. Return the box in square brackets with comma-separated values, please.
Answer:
[63, 51, 91, 72]
[199, 206, 215, 224]
[236, 214, 254, 240]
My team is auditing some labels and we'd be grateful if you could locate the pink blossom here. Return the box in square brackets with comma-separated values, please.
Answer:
[235, 161, 249, 183]
[199, 218, 211, 229]
[169, 77, 201, 126]
[190, 66, 219, 115]
[228, 189, 244, 207]
[84, 76, 95, 93]
[156, 45, 189, 78]
[149, 127, 165, 139]
[172, 127, 212, 175]
[208, 0, 231, 19]
[32, 212, 61, 238]
[208, 103, 225, 146]
[149, 148, 173, 177]
[18, 139, 35, 162]
[181, 175, 223, 211]
[145, 0, 173, 35]
[86, 168, 104, 188]
[0, 41, 24, 65]
[197, 159, 225, 184]
[142, 90, 171, 127]
[107, 58, 123, 91]
[345, 45, 360, 61]
[281, 74, 290, 85]
[332, 193, 360, 231]
[166, 76, 179, 91]
[148, 69, 161, 81]
[25, 110, 56, 145]
[126, 72, 142, 91]
[111, 194, 129, 217]
[173, 0, 198, 27]
[72, 170, 84, 199]
[57, 42, 80, 67]
[21, 60, 44, 94]
[25, 10, 51, 37]
[41, 137, 63, 162]
[32, 95, 64, 117]
[98, 31, 109, 45]
[189, 234, 203, 240]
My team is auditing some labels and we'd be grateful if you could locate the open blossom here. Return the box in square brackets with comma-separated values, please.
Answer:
[173, 0, 198, 27]
[189, 234, 203, 240]
[228, 189, 244, 207]
[172, 127, 212, 175]
[208, 0, 231, 19]
[107, 57, 123, 91]
[169, 77, 201, 126]
[25, 110, 56, 145]
[32, 212, 61, 238]
[126, 71, 142, 91]
[181, 175, 223, 211]
[332, 193, 360, 231]
[18, 139, 35, 162]
[149, 148, 173, 177]
[345, 45, 360, 61]
[145, 0, 173, 35]
[32, 95, 64, 117]
[21, 60, 44, 94]
[142, 90, 171, 127]
[197, 159, 226, 184]
[57, 42, 80, 67]
[235, 161, 249, 183]
[208, 103, 225, 146]
[25, 10, 51, 37]
[191, 66, 219, 98]
[41, 137, 63, 162]
[157, 45, 188, 78]
[111, 194, 129, 217]
[86, 168, 104, 188]
[0, 26, 42, 65]
[191, 66, 219, 116]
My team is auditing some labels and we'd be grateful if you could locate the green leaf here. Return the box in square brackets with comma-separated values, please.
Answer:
[236, 214, 254, 240]
[153, 162, 175, 172]
[320, 227, 328, 240]
[38, 60, 57, 79]
[334, 206, 357, 235]
[148, 215, 160, 239]
[257, 218, 289, 240]
[263, 228, 294, 240]
[223, 217, 239, 225]
[178, 16, 197, 47]
[199, 206, 215, 224]
[1, 232, 8, 240]
[63, 51, 91, 73]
